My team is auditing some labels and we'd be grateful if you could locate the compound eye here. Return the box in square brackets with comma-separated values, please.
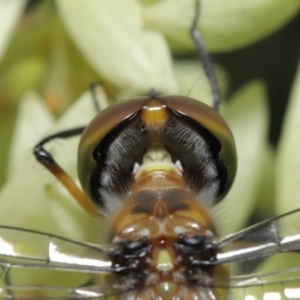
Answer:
[160, 95, 237, 202]
[77, 98, 148, 207]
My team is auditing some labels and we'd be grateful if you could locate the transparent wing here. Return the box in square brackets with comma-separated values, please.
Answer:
[1, 206, 300, 300]
[0, 226, 127, 299]
[199, 208, 300, 299]
[211, 265, 300, 299]
[214, 207, 300, 265]
[0, 285, 125, 299]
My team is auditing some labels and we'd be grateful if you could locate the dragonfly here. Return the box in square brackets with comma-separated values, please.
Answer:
[0, 2, 299, 300]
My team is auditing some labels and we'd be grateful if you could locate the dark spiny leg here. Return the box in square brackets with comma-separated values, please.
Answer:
[190, 0, 221, 111]
[34, 127, 98, 215]
[90, 82, 102, 113]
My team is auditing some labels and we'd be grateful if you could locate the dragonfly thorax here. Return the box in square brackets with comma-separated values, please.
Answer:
[106, 165, 229, 299]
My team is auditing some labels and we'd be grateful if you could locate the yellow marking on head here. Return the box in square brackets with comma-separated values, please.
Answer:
[141, 99, 169, 131]
[156, 249, 174, 271]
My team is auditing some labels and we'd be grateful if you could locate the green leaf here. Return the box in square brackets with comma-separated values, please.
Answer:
[215, 81, 269, 233]
[276, 58, 300, 223]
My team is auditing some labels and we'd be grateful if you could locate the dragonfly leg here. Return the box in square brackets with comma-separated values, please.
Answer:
[89, 82, 103, 113]
[34, 127, 98, 216]
[190, 0, 221, 111]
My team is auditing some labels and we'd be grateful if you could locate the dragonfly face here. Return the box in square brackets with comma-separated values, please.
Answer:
[78, 96, 236, 209]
